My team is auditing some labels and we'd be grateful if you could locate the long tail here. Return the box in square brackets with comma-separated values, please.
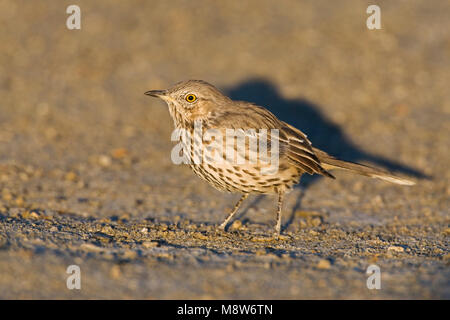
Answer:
[313, 148, 416, 186]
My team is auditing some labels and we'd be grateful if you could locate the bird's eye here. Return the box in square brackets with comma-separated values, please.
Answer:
[185, 94, 197, 103]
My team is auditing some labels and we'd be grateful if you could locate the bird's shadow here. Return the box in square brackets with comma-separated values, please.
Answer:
[224, 78, 428, 231]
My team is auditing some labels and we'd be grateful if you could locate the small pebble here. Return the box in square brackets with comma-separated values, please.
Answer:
[98, 155, 112, 167]
[316, 259, 331, 269]
[229, 220, 242, 231]
[388, 246, 405, 253]
[140, 227, 148, 233]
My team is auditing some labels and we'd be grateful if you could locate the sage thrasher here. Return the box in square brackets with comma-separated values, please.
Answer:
[145, 80, 414, 236]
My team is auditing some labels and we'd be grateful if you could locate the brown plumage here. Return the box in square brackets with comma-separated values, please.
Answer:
[145, 80, 415, 236]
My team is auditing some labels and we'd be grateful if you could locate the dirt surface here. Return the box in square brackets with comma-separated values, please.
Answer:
[0, 0, 449, 299]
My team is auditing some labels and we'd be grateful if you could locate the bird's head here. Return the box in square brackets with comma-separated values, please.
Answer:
[145, 80, 230, 126]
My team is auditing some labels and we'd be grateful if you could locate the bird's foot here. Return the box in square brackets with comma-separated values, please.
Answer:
[216, 223, 227, 232]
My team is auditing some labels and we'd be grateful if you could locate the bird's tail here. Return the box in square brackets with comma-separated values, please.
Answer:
[313, 148, 416, 186]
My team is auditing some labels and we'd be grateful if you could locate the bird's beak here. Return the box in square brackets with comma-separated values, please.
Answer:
[145, 90, 166, 98]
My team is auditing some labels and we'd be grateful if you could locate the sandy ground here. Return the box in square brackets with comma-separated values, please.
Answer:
[0, 0, 449, 299]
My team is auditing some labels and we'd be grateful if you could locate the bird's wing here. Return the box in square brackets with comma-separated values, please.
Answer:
[207, 103, 334, 178]
[280, 122, 335, 178]
[206, 104, 282, 168]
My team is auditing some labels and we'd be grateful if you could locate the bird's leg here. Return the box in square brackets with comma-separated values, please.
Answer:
[274, 192, 284, 236]
[218, 193, 249, 230]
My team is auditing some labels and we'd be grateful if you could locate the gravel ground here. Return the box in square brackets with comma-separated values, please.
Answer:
[0, 0, 448, 299]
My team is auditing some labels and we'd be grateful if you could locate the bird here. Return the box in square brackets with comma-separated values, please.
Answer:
[145, 80, 415, 236]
